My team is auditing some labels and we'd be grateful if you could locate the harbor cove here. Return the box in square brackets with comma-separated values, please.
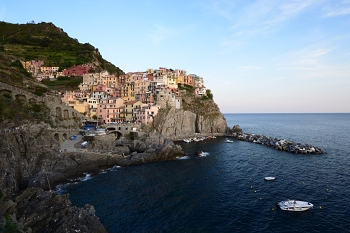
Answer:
[59, 113, 350, 232]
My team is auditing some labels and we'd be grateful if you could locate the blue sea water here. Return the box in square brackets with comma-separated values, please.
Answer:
[59, 113, 350, 232]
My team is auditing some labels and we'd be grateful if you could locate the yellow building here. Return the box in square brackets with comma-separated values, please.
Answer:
[73, 100, 89, 116]
[122, 83, 135, 102]
[124, 100, 142, 122]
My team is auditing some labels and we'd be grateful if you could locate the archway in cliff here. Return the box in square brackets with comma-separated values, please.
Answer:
[56, 107, 62, 118]
[195, 115, 200, 134]
[63, 133, 68, 140]
[116, 131, 122, 139]
[15, 94, 26, 103]
[0, 89, 12, 98]
[106, 126, 117, 132]
[63, 109, 69, 118]
[54, 133, 59, 142]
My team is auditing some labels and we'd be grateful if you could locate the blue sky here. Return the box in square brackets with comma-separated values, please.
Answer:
[1, 0, 350, 113]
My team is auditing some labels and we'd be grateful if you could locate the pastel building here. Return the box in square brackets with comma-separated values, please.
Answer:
[122, 82, 135, 102]
[135, 79, 151, 103]
[63, 65, 91, 76]
[87, 97, 98, 119]
[73, 99, 89, 115]
[102, 75, 118, 88]
[124, 100, 142, 122]
[97, 97, 125, 123]
[136, 104, 160, 125]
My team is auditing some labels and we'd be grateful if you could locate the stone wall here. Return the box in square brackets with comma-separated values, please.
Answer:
[0, 81, 86, 128]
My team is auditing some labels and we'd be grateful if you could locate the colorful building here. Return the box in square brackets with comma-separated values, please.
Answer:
[124, 100, 142, 122]
[97, 97, 125, 124]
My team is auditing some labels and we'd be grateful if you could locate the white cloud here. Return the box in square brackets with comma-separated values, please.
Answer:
[276, 47, 331, 72]
[213, 0, 317, 53]
[233, 0, 316, 36]
[323, 0, 350, 17]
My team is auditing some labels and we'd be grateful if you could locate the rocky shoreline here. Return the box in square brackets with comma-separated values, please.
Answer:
[228, 125, 326, 154]
[0, 129, 184, 233]
[1, 123, 327, 232]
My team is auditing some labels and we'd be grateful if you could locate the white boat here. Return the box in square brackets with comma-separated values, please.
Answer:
[264, 177, 275, 181]
[198, 151, 209, 157]
[183, 139, 191, 143]
[225, 138, 233, 143]
[277, 200, 313, 212]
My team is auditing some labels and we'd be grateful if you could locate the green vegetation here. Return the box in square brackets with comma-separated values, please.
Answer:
[0, 94, 51, 124]
[201, 89, 213, 100]
[10, 60, 31, 77]
[3, 214, 18, 233]
[206, 89, 213, 99]
[0, 21, 124, 76]
[41, 76, 83, 91]
[178, 83, 194, 93]
[0, 52, 32, 86]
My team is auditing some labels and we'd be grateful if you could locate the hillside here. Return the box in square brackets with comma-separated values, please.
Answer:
[0, 21, 123, 75]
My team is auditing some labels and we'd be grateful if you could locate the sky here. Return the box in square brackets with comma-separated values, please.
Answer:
[1, 0, 350, 113]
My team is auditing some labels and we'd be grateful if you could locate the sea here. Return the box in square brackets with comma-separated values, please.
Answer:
[57, 113, 350, 233]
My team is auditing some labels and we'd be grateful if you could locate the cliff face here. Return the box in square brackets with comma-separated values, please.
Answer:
[0, 127, 184, 232]
[0, 128, 109, 232]
[147, 99, 228, 140]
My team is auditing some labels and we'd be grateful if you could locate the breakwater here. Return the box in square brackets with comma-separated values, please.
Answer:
[230, 132, 326, 154]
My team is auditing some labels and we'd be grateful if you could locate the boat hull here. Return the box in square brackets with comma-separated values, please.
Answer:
[277, 200, 313, 212]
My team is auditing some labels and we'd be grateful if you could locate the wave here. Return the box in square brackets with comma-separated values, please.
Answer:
[176, 155, 190, 160]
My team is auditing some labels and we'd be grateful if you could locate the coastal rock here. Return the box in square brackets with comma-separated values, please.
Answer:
[114, 132, 185, 165]
[14, 187, 107, 233]
[146, 107, 228, 140]
[0, 129, 113, 232]
[230, 132, 326, 154]
[231, 125, 243, 134]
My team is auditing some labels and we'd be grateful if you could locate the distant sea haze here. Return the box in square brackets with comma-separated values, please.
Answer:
[59, 113, 350, 232]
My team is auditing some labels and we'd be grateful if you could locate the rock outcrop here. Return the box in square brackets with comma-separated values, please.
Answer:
[147, 106, 228, 140]
[0, 128, 109, 232]
[0, 127, 185, 233]
[89, 132, 185, 165]
[228, 125, 326, 154]
[0, 187, 107, 233]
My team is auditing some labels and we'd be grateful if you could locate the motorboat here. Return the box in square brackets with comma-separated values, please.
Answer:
[277, 200, 313, 211]
[264, 177, 275, 181]
[225, 138, 233, 143]
[183, 139, 191, 143]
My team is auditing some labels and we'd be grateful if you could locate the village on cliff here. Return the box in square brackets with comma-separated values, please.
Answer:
[21, 61, 208, 125]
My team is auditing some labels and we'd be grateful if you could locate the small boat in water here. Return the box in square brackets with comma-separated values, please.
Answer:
[264, 177, 275, 181]
[277, 200, 313, 211]
[225, 138, 233, 143]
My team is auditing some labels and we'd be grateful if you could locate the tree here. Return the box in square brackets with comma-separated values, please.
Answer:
[206, 89, 213, 99]
[92, 115, 97, 120]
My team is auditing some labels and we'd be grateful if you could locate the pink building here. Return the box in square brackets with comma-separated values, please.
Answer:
[97, 97, 125, 124]
[136, 104, 160, 125]
[185, 75, 195, 87]
[63, 65, 91, 76]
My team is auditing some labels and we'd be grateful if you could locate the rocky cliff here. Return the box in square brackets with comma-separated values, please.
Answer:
[0, 127, 184, 232]
[146, 98, 228, 140]
[0, 128, 109, 232]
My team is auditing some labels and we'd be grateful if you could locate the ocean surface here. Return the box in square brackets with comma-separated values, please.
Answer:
[57, 113, 350, 232]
